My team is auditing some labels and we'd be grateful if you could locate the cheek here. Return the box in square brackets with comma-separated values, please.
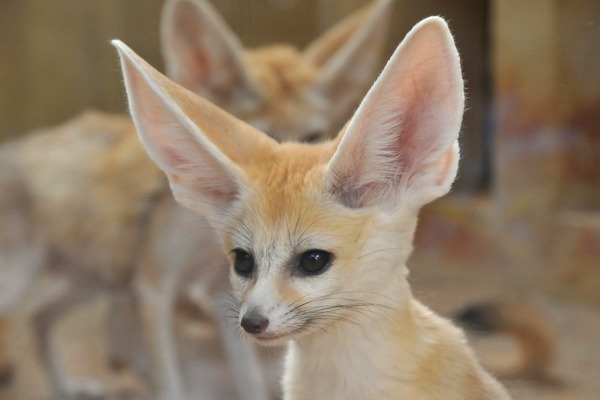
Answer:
[328, 266, 355, 294]
[283, 272, 340, 306]
[229, 272, 251, 302]
[276, 275, 303, 306]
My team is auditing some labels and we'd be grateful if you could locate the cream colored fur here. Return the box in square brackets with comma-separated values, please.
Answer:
[0, 0, 393, 399]
[116, 15, 511, 400]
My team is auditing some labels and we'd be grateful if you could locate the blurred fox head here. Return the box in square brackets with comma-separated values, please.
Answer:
[161, 0, 393, 143]
[115, 16, 464, 345]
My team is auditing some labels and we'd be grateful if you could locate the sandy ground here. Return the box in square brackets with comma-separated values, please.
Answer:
[1, 238, 599, 399]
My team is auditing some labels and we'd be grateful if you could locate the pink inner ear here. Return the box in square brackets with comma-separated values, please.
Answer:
[163, 144, 191, 168]
[434, 145, 455, 185]
[170, 173, 239, 208]
[172, 10, 210, 86]
[173, 3, 202, 41]
[325, 17, 463, 209]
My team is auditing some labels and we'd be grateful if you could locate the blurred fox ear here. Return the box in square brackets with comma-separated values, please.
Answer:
[324, 17, 464, 211]
[113, 40, 271, 216]
[160, 0, 257, 103]
[304, 0, 394, 123]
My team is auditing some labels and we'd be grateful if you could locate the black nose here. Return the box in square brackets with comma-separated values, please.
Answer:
[240, 312, 269, 335]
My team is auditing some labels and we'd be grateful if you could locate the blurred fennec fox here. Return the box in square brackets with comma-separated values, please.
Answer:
[115, 16, 511, 400]
[456, 301, 558, 381]
[0, 0, 392, 398]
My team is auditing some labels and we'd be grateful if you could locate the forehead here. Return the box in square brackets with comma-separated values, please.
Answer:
[227, 142, 372, 257]
[245, 45, 318, 103]
[243, 46, 330, 139]
[244, 142, 331, 219]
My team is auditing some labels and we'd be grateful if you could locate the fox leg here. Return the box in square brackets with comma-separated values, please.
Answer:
[0, 318, 13, 388]
[32, 282, 103, 399]
[106, 288, 149, 380]
[137, 272, 184, 400]
[0, 216, 46, 390]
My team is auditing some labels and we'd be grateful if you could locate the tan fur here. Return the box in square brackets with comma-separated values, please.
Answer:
[246, 46, 318, 103]
[233, 45, 328, 142]
[494, 304, 557, 377]
[10, 112, 165, 282]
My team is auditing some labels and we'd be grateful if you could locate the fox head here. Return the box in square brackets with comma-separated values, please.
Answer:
[114, 16, 463, 345]
[161, 0, 393, 143]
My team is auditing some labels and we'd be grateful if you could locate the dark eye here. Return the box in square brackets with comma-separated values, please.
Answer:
[233, 248, 254, 277]
[298, 250, 333, 275]
[301, 131, 323, 143]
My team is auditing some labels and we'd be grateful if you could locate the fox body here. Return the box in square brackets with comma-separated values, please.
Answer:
[0, 0, 392, 398]
[116, 14, 511, 400]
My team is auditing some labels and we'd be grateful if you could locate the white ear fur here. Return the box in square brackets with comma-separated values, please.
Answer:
[306, 0, 394, 123]
[324, 17, 464, 211]
[160, 0, 256, 102]
[113, 40, 247, 215]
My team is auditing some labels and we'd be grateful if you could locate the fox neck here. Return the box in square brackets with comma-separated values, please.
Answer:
[282, 267, 428, 399]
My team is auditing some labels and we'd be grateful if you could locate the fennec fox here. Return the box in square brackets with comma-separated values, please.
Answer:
[0, 0, 392, 398]
[456, 301, 558, 380]
[115, 16, 511, 400]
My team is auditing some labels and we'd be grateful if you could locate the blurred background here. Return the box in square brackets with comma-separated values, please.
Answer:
[1, 0, 490, 192]
[0, 0, 599, 399]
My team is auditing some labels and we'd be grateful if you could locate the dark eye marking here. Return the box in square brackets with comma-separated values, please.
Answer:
[301, 131, 324, 143]
[297, 249, 333, 275]
[232, 248, 254, 277]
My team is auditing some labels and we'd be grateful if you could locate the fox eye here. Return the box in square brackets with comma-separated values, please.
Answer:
[233, 249, 254, 277]
[301, 131, 324, 143]
[298, 250, 333, 275]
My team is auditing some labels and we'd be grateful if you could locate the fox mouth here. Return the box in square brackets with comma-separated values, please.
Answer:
[251, 324, 311, 346]
[256, 333, 286, 341]
[252, 332, 293, 346]
[242, 316, 320, 346]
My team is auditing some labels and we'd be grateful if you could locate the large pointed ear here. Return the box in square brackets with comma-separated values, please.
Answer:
[160, 0, 257, 103]
[324, 17, 464, 211]
[112, 40, 272, 216]
[304, 0, 394, 122]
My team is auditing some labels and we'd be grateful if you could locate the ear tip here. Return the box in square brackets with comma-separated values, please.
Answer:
[371, 0, 395, 17]
[110, 40, 141, 65]
[417, 16, 451, 33]
[410, 16, 459, 60]
[377, 0, 394, 9]
[163, 0, 194, 10]
[110, 39, 130, 55]
[165, 0, 212, 21]
[374, 0, 394, 7]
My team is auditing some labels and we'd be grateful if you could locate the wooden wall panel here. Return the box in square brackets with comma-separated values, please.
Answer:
[492, 0, 600, 214]
[490, 0, 600, 300]
[211, 0, 318, 48]
[0, 0, 164, 139]
[0, 1, 28, 138]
